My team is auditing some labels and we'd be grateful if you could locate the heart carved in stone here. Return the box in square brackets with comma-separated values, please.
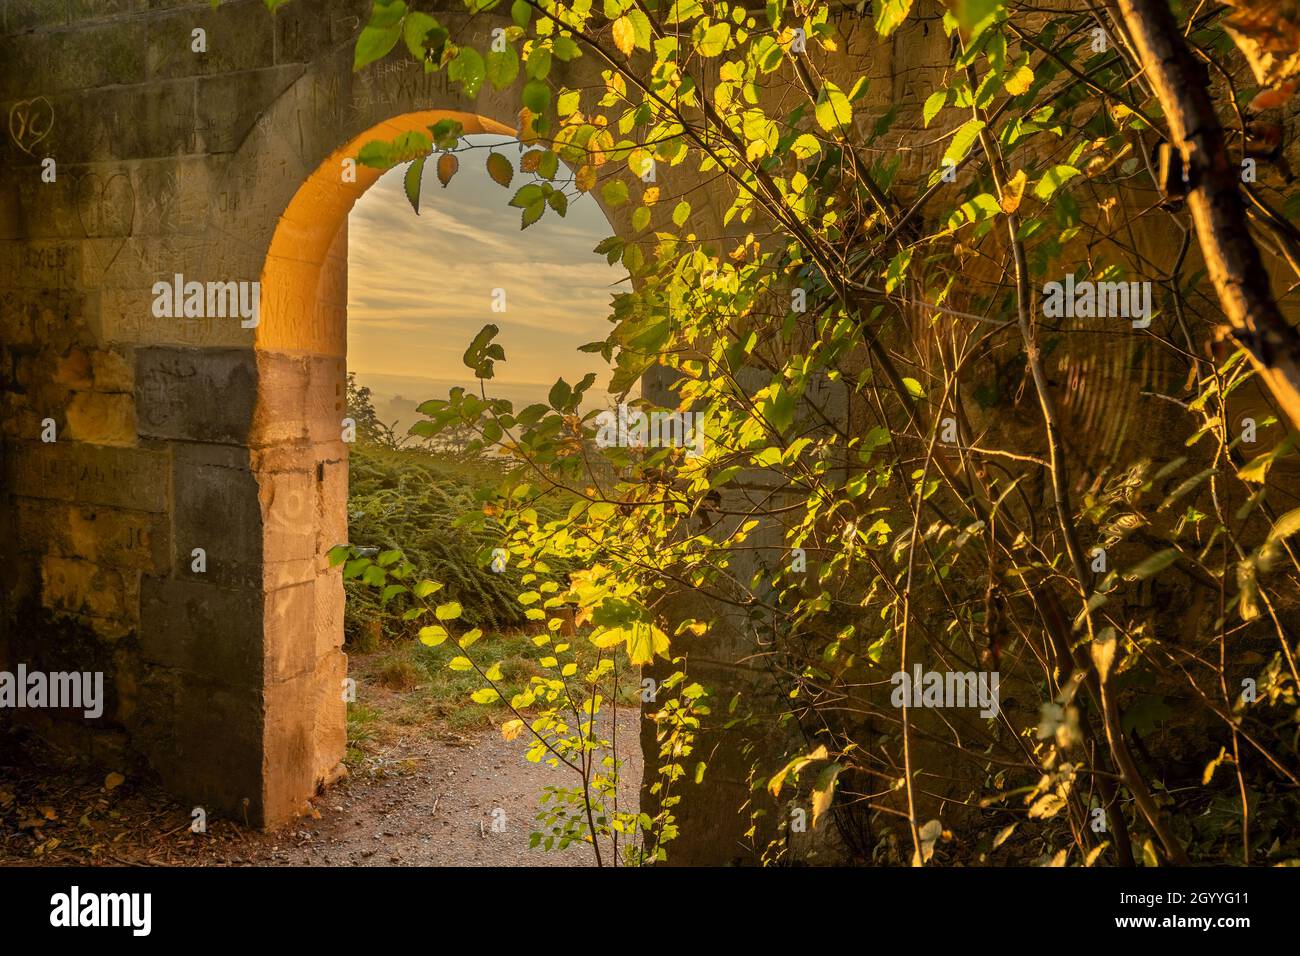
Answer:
[75, 171, 136, 276]
[8, 96, 54, 155]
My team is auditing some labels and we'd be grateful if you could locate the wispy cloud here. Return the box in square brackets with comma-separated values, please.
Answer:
[347, 134, 625, 387]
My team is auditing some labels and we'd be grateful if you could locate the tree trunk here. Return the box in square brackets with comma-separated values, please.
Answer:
[1116, 0, 1300, 434]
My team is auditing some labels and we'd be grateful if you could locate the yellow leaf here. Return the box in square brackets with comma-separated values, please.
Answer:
[767, 745, 828, 797]
[1000, 169, 1027, 213]
[501, 718, 525, 741]
[575, 165, 597, 192]
[612, 16, 636, 56]
[104, 773, 125, 792]
[518, 106, 538, 145]
[810, 763, 843, 828]
[1141, 838, 1160, 867]
[1004, 64, 1034, 96]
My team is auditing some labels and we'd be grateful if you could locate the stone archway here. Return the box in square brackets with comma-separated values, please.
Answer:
[0, 0, 733, 833]
[0, 0, 777, 850]
[248, 108, 545, 825]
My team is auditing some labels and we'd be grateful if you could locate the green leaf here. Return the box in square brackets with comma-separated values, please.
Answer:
[815, 82, 852, 131]
[524, 46, 551, 80]
[557, 88, 581, 117]
[943, 119, 985, 166]
[402, 11, 437, 58]
[509, 184, 545, 208]
[403, 155, 426, 214]
[697, 21, 730, 57]
[791, 133, 821, 159]
[884, 247, 912, 293]
[523, 78, 550, 114]
[521, 199, 545, 228]
[429, 118, 464, 149]
[626, 8, 652, 50]
[922, 89, 947, 128]
[486, 46, 519, 90]
[601, 179, 629, 207]
[413, 580, 443, 598]
[1034, 164, 1080, 200]
[448, 47, 486, 97]
[353, 1, 406, 70]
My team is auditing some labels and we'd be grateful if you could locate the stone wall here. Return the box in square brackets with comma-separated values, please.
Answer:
[0, 0, 764, 844]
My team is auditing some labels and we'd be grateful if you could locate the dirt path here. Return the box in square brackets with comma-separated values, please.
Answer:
[195, 707, 643, 867]
[0, 654, 643, 867]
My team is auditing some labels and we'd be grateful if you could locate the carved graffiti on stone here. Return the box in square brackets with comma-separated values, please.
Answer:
[8, 96, 54, 155]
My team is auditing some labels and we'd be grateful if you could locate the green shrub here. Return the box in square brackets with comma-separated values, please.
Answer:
[343, 445, 573, 642]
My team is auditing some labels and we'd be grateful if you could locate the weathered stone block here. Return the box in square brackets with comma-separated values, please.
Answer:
[251, 351, 308, 446]
[69, 0, 151, 22]
[315, 454, 348, 553]
[145, 3, 274, 82]
[258, 463, 316, 563]
[6, 0, 71, 32]
[264, 580, 316, 682]
[6, 440, 170, 511]
[66, 390, 136, 445]
[138, 576, 262, 681]
[313, 572, 344, 660]
[193, 65, 301, 155]
[305, 353, 346, 445]
[91, 348, 134, 392]
[53, 347, 94, 389]
[262, 650, 346, 825]
[158, 678, 265, 823]
[136, 346, 255, 443]
[41, 555, 128, 620]
[16, 498, 169, 574]
[173, 441, 263, 586]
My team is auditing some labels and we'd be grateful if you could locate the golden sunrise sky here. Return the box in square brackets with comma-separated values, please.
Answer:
[347, 134, 626, 405]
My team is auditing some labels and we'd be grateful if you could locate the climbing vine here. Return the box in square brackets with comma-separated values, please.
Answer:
[325, 0, 1300, 866]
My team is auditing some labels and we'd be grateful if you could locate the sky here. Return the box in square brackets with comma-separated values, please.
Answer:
[347, 134, 626, 412]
